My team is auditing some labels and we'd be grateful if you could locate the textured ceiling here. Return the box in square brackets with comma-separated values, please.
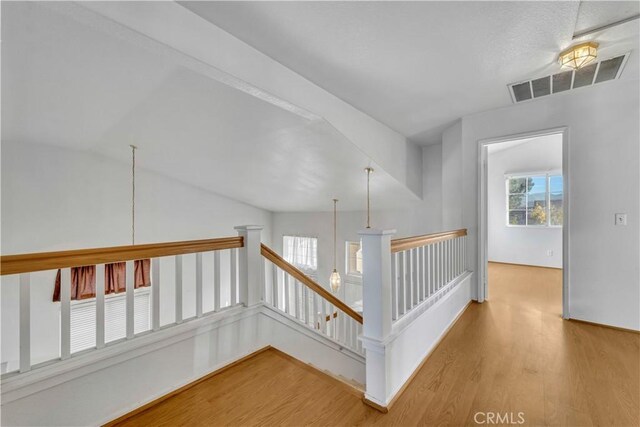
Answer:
[181, 1, 640, 145]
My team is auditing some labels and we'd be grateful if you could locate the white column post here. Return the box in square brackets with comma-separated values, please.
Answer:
[359, 228, 395, 407]
[235, 225, 263, 307]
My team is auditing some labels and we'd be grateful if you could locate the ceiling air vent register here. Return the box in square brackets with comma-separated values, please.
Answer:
[508, 54, 629, 103]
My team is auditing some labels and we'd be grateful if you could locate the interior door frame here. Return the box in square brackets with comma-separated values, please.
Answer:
[477, 126, 570, 319]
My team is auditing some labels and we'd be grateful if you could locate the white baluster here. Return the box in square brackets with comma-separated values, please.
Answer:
[445, 240, 450, 284]
[260, 257, 266, 309]
[213, 251, 221, 312]
[196, 253, 203, 318]
[19, 273, 31, 372]
[312, 292, 319, 328]
[421, 245, 427, 300]
[303, 286, 309, 326]
[320, 299, 327, 335]
[230, 249, 237, 306]
[428, 244, 433, 296]
[152, 258, 160, 331]
[391, 252, 397, 321]
[397, 251, 405, 317]
[175, 256, 183, 324]
[284, 274, 291, 314]
[126, 260, 135, 338]
[96, 264, 105, 348]
[437, 242, 444, 291]
[294, 280, 301, 319]
[414, 248, 419, 304]
[407, 250, 413, 310]
[60, 268, 71, 360]
[457, 238, 461, 276]
[450, 239, 454, 278]
[271, 265, 278, 308]
[327, 303, 334, 338]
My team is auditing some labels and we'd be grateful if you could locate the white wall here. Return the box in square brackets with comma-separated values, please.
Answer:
[455, 78, 639, 330]
[1, 141, 273, 372]
[488, 135, 563, 268]
[442, 120, 463, 230]
[271, 142, 444, 305]
[382, 273, 471, 406]
[0, 305, 364, 426]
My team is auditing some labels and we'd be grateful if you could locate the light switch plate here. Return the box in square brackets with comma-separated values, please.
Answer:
[615, 213, 627, 226]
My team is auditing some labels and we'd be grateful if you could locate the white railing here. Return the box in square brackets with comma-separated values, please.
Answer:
[261, 244, 363, 355]
[359, 228, 469, 407]
[391, 231, 467, 321]
[0, 230, 257, 376]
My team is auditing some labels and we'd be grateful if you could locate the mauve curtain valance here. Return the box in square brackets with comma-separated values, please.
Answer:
[53, 259, 151, 302]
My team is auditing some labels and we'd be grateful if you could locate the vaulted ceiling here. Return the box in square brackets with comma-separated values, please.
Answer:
[1, 2, 419, 212]
[181, 1, 640, 145]
[2, 2, 638, 213]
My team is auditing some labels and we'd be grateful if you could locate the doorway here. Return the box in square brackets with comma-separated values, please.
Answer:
[478, 128, 569, 318]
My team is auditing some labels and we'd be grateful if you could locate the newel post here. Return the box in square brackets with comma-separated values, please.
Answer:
[359, 228, 395, 407]
[235, 225, 263, 307]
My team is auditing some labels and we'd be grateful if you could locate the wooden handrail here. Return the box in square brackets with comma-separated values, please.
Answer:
[1, 236, 244, 276]
[390, 229, 467, 253]
[260, 243, 363, 324]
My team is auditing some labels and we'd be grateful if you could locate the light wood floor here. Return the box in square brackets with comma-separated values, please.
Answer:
[115, 263, 639, 426]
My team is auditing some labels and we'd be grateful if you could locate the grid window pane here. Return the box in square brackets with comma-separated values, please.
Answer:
[509, 211, 526, 225]
[550, 175, 563, 193]
[509, 194, 526, 209]
[509, 178, 527, 193]
[527, 206, 547, 225]
[506, 174, 562, 227]
[527, 176, 547, 194]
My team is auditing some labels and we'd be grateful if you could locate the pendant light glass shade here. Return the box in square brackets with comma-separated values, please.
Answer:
[330, 269, 341, 293]
[330, 199, 341, 293]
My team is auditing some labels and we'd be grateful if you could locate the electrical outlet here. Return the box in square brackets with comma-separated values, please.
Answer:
[615, 213, 627, 226]
[547, 250, 553, 257]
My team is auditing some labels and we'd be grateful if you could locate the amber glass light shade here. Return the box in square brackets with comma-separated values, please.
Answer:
[558, 42, 598, 69]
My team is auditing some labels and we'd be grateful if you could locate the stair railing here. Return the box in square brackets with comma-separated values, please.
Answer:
[261, 243, 363, 355]
[390, 229, 467, 321]
[359, 227, 468, 407]
[0, 230, 254, 375]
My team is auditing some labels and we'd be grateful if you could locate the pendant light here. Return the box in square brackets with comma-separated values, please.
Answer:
[329, 198, 341, 293]
[365, 167, 374, 228]
[130, 145, 137, 245]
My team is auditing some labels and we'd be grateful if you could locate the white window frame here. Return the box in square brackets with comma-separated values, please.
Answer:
[505, 170, 563, 228]
[345, 241, 363, 280]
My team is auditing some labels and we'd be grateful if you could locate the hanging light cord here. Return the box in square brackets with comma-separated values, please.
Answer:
[130, 145, 137, 245]
[333, 199, 338, 270]
[365, 167, 373, 228]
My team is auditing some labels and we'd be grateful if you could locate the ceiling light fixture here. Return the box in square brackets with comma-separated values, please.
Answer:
[558, 41, 598, 70]
[329, 198, 341, 294]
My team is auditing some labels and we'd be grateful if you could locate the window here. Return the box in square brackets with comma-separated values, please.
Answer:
[507, 173, 563, 227]
[282, 235, 318, 278]
[69, 288, 151, 353]
[346, 241, 363, 277]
